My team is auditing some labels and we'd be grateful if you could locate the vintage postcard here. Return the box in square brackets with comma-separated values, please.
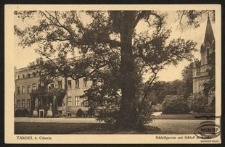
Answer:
[5, 4, 221, 144]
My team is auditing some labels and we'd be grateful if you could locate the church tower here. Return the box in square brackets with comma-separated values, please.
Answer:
[193, 17, 215, 94]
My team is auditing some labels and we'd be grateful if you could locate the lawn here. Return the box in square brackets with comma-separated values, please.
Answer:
[15, 113, 214, 134]
[15, 119, 205, 134]
[15, 122, 160, 134]
[153, 113, 215, 120]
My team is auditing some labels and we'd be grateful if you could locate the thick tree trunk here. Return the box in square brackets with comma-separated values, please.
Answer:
[116, 12, 140, 129]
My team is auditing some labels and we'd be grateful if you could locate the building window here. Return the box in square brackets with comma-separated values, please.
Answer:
[67, 112, 71, 117]
[23, 74, 25, 78]
[17, 100, 20, 107]
[27, 99, 30, 108]
[83, 78, 87, 88]
[18, 75, 20, 79]
[68, 80, 72, 89]
[17, 86, 20, 94]
[35, 99, 39, 107]
[67, 97, 72, 106]
[82, 97, 88, 106]
[32, 83, 36, 91]
[75, 96, 80, 106]
[22, 86, 25, 94]
[27, 85, 31, 93]
[58, 81, 62, 89]
[22, 99, 25, 107]
[27, 73, 30, 78]
[75, 79, 79, 89]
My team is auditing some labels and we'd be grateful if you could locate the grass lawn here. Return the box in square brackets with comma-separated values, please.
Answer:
[15, 113, 214, 134]
[15, 122, 160, 134]
[153, 113, 215, 120]
[15, 119, 205, 134]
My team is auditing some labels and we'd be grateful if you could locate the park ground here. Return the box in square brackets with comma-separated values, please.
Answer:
[14, 113, 215, 134]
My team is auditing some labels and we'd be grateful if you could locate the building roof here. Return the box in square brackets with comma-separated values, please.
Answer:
[204, 17, 215, 45]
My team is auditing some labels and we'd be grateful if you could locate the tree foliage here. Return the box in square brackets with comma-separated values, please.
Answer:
[162, 95, 190, 114]
[150, 80, 184, 103]
[176, 10, 215, 30]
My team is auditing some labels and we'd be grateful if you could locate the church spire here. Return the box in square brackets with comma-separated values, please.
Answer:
[204, 16, 215, 45]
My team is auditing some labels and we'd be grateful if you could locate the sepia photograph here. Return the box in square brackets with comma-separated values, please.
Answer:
[5, 4, 221, 144]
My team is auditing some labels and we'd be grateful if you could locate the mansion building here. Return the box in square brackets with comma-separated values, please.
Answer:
[14, 65, 92, 117]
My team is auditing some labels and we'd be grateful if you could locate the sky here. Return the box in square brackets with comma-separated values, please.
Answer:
[14, 11, 215, 82]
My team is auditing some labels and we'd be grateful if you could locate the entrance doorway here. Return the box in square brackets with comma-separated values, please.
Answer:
[39, 109, 44, 118]
[67, 112, 71, 117]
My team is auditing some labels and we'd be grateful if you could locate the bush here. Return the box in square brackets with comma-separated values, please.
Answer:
[15, 109, 22, 117]
[15, 109, 29, 117]
[187, 94, 215, 113]
[96, 109, 118, 124]
[21, 109, 30, 116]
[205, 96, 215, 113]
[162, 95, 190, 114]
[152, 103, 162, 112]
[87, 107, 95, 117]
[138, 100, 153, 125]
[76, 109, 85, 117]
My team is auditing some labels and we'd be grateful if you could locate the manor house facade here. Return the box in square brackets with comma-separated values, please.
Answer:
[14, 65, 92, 117]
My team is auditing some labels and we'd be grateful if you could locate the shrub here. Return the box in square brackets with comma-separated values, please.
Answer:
[15, 109, 29, 117]
[96, 109, 118, 124]
[76, 109, 85, 117]
[152, 103, 162, 112]
[21, 109, 30, 116]
[188, 94, 210, 113]
[205, 95, 215, 113]
[138, 100, 153, 125]
[162, 95, 190, 114]
[15, 109, 22, 117]
[87, 107, 95, 117]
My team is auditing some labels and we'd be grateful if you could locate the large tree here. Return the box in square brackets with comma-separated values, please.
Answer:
[14, 10, 214, 129]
